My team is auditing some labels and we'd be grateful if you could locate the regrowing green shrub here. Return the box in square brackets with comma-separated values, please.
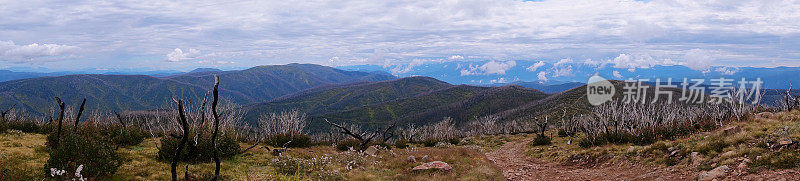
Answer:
[264, 132, 312, 148]
[158, 132, 241, 163]
[44, 133, 123, 178]
[336, 139, 361, 151]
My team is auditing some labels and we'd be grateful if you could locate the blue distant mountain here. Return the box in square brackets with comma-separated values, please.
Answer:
[339, 61, 800, 89]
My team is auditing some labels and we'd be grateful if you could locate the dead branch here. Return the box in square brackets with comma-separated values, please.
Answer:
[210, 75, 221, 181]
[73, 98, 86, 133]
[114, 111, 126, 127]
[54, 97, 66, 148]
[171, 99, 189, 181]
[1, 103, 15, 122]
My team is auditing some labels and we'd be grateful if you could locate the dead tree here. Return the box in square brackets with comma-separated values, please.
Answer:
[535, 116, 549, 138]
[73, 98, 86, 133]
[171, 99, 189, 181]
[54, 97, 66, 148]
[323, 118, 397, 149]
[777, 86, 796, 111]
[210, 75, 222, 181]
[114, 111, 126, 127]
[1, 103, 15, 122]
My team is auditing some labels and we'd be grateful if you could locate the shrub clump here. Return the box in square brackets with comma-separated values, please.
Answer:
[158, 132, 241, 163]
[751, 150, 800, 169]
[530, 136, 552, 146]
[336, 139, 361, 151]
[264, 132, 312, 148]
[393, 139, 409, 149]
[44, 133, 123, 178]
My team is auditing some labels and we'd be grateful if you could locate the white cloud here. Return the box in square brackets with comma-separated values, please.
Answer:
[714, 66, 739, 75]
[683, 49, 717, 71]
[583, 59, 602, 66]
[611, 53, 659, 71]
[0, 40, 77, 63]
[3, 0, 800, 69]
[390, 59, 426, 75]
[537, 71, 548, 82]
[554, 58, 573, 66]
[613, 70, 623, 79]
[490, 77, 508, 83]
[447, 55, 464, 60]
[166, 48, 201, 62]
[460, 60, 516, 76]
[526, 61, 546, 72]
[551, 65, 573, 77]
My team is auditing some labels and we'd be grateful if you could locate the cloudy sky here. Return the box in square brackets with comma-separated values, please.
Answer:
[1, 0, 799, 72]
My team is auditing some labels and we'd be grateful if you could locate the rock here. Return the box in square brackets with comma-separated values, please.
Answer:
[627, 146, 636, 153]
[697, 165, 730, 181]
[435, 142, 454, 148]
[412, 161, 453, 171]
[421, 155, 429, 162]
[722, 125, 740, 135]
[365, 146, 379, 156]
[738, 159, 750, 169]
[407, 156, 417, 163]
[721, 151, 736, 158]
[670, 150, 680, 157]
[690, 152, 704, 165]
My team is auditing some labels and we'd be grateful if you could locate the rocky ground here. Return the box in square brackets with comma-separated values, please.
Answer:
[486, 127, 800, 181]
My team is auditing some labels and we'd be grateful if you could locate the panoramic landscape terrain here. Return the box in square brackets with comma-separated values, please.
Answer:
[2, 0, 800, 180]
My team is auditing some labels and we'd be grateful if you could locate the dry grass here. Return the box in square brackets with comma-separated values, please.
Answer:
[524, 110, 800, 173]
[0, 132, 49, 180]
[0, 132, 501, 180]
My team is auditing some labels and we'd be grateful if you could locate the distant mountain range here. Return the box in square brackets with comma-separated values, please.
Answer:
[0, 63, 795, 132]
[242, 76, 548, 130]
[338, 61, 800, 89]
[0, 64, 395, 115]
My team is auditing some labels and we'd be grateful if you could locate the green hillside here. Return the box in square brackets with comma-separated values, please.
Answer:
[0, 64, 395, 115]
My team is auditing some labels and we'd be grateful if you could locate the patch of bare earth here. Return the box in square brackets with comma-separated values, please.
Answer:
[486, 137, 692, 181]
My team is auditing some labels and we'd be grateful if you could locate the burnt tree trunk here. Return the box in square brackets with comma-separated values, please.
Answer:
[211, 75, 221, 181]
[73, 98, 86, 133]
[54, 97, 66, 148]
[114, 111, 126, 127]
[171, 100, 189, 181]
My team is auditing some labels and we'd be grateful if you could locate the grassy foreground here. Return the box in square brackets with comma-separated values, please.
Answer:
[0, 132, 502, 180]
[526, 111, 800, 175]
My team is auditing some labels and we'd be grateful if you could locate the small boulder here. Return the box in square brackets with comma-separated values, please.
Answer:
[738, 159, 751, 169]
[412, 161, 452, 172]
[690, 152, 705, 166]
[435, 142, 454, 148]
[626, 146, 636, 153]
[365, 146, 379, 156]
[722, 125, 740, 135]
[697, 165, 730, 181]
[779, 139, 793, 146]
[407, 156, 417, 163]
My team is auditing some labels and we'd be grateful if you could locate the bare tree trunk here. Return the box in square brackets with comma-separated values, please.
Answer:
[171, 99, 189, 181]
[114, 111, 126, 127]
[73, 98, 86, 133]
[54, 97, 66, 148]
[211, 75, 221, 181]
[1, 103, 15, 123]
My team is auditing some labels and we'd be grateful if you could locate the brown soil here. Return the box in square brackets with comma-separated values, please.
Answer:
[486, 137, 693, 181]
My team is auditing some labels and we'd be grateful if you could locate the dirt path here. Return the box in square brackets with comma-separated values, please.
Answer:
[485, 137, 693, 181]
